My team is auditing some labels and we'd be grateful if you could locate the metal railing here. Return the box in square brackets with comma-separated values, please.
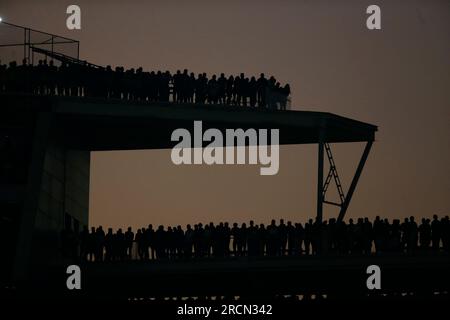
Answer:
[0, 20, 79, 65]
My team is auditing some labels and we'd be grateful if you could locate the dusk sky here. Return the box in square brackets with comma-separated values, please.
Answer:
[1, 0, 449, 230]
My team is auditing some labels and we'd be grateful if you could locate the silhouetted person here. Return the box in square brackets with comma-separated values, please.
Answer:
[104, 228, 114, 261]
[231, 223, 239, 256]
[407, 216, 418, 254]
[373, 216, 383, 253]
[87, 227, 96, 261]
[136, 228, 145, 260]
[267, 220, 278, 256]
[431, 214, 441, 251]
[363, 217, 373, 255]
[281, 84, 291, 110]
[173, 70, 182, 102]
[256, 73, 268, 107]
[304, 219, 313, 255]
[125, 227, 134, 259]
[217, 73, 227, 104]
[223, 222, 231, 256]
[237, 223, 247, 255]
[286, 221, 296, 255]
[155, 225, 166, 259]
[226, 75, 234, 104]
[278, 219, 287, 255]
[207, 75, 219, 104]
[95, 226, 105, 262]
[419, 218, 431, 250]
[145, 224, 155, 260]
[184, 224, 194, 258]
[247, 220, 259, 256]
[401, 217, 409, 252]
[248, 76, 257, 107]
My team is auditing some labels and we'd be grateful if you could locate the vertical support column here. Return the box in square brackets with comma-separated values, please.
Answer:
[316, 128, 325, 223]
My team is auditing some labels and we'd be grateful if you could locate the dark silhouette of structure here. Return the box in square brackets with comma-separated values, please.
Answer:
[10, 22, 449, 305]
[1, 91, 377, 286]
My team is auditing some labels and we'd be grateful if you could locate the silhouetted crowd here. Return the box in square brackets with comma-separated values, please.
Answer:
[61, 215, 450, 262]
[0, 59, 291, 109]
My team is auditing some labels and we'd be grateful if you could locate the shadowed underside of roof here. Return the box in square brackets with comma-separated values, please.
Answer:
[1, 94, 377, 151]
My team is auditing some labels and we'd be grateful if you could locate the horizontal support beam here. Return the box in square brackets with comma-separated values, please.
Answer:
[0, 41, 78, 48]
[323, 200, 342, 207]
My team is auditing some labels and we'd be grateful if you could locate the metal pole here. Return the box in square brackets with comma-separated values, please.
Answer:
[51, 36, 54, 62]
[23, 28, 27, 62]
[316, 128, 325, 223]
[27, 29, 31, 63]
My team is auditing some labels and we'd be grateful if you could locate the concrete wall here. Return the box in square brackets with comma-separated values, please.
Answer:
[65, 149, 90, 230]
[32, 140, 90, 263]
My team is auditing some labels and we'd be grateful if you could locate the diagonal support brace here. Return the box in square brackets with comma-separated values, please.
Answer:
[337, 140, 373, 222]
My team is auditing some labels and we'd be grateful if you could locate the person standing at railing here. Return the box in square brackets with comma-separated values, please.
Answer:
[217, 73, 227, 104]
[248, 76, 257, 108]
[0, 62, 6, 92]
[256, 73, 268, 108]
[125, 227, 134, 260]
[280, 84, 290, 110]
